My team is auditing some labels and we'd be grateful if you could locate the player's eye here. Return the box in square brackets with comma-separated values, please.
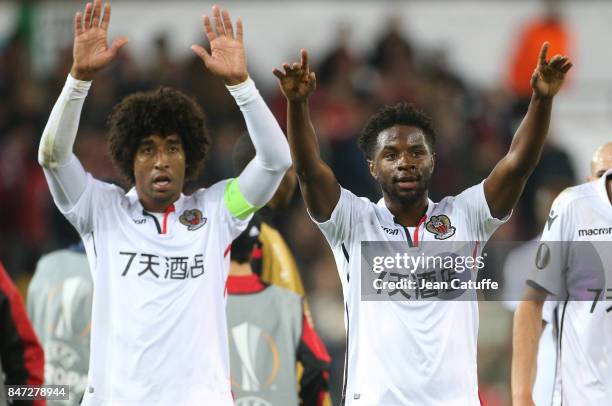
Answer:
[384, 153, 396, 160]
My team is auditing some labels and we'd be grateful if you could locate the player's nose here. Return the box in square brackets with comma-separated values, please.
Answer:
[396, 152, 416, 170]
[154, 150, 170, 169]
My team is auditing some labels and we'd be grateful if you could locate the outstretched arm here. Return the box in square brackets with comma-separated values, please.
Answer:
[39, 0, 127, 210]
[273, 50, 340, 222]
[484, 43, 572, 219]
[512, 286, 548, 406]
[192, 7, 291, 218]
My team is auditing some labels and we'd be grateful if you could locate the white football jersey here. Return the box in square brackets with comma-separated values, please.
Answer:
[528, 170, 612, 406]
[313, 181, 507, 406]
[61, 175, 250, 406]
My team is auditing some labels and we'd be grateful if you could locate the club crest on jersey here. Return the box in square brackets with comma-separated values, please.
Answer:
[179, 209, 207, 231]
[425, 215, 456, 240]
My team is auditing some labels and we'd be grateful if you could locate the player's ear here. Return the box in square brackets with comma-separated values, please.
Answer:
[368, 160, 377, 179]
[430, 152, 436, 172]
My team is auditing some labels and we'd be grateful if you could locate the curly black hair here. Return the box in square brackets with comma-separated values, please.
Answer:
[358, 102, 436, 160]
[108, 87, 210, 185]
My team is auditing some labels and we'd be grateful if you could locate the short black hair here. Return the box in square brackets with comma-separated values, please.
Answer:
[108, 87, 210, 185]
[231, 133, 255, 176]
[358, 102, 436, 160]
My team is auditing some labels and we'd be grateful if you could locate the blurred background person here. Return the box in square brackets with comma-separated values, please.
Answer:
[500, 174, 574, 406]
[231, 134, 332, 405]
[507, 0, 573, 116]
[0, 261, 44, 406]
[27, 243, 92, 406]
[227, 214, 331, 406]
[512, 142, 612, 406]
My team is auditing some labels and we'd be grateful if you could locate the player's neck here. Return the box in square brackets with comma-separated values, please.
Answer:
[140, 194, 180, 213]
[229, 262, 253, 276]
[384, 193, 429, 227]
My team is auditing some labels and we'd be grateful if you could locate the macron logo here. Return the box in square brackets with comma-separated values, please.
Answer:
[381, 226, 399, 236]
[578, 227, 612, 237]
[546, 210, 558, 230]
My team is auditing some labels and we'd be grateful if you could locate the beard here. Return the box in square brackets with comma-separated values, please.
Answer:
[380, 175, 431, 206]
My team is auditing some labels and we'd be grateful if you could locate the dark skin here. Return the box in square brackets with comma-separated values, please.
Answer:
[369, 126, 434, 225]
[274, 45, 572, 226]
[133, 134, 186, 212]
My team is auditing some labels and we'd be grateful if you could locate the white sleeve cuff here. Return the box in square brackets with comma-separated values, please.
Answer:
[65, 74, 92, 97]
[225, 77, 258, 106]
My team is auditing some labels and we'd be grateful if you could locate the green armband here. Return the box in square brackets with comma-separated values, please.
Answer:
[223, 178, 259, 220]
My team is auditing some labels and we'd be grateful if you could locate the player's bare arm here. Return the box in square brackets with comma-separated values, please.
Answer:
[273, 49, 340, 222]
[191, 6, 247, 86]
[484, 42, 572, 219]
[511, 286, 548, 406]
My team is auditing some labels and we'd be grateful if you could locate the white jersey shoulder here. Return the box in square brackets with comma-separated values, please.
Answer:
[550, 181, 598, 212]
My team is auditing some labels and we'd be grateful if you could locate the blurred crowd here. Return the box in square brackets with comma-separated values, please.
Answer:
[0, 4, 578, 404]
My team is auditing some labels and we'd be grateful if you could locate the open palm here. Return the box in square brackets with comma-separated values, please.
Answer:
[191, 6, 248, 86]
[71, 0, 127, 81]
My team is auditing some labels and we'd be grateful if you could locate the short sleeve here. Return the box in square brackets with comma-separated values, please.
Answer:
[308, 187, 370, 247]
[61, 173, 122, 236]
[455, 180, 510, 242]
[526, 198, 569, 298]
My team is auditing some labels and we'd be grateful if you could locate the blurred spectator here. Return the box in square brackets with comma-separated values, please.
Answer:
[232, 134, 332, 404]
[507, 0, 572, 113]
[27, 243, 92, 406]
[227, 215, 331, 406]
[0, 261, 45, 406]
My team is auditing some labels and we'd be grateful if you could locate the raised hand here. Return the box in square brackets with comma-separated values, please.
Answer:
[530, 42, 573, 98]
[273, 49, 317, 102]
[70, 0, 128, 81]
[191, 6, 248, 86]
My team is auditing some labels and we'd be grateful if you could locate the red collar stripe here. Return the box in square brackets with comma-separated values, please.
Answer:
[413, 214, 427, 247]
[162, 204, 175, 234]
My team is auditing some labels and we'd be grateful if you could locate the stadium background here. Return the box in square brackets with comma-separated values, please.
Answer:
[1, 0, 611, 404]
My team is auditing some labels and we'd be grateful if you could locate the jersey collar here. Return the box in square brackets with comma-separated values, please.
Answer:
[376, 196, 436, 226]
[126, 187, 187, 215]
